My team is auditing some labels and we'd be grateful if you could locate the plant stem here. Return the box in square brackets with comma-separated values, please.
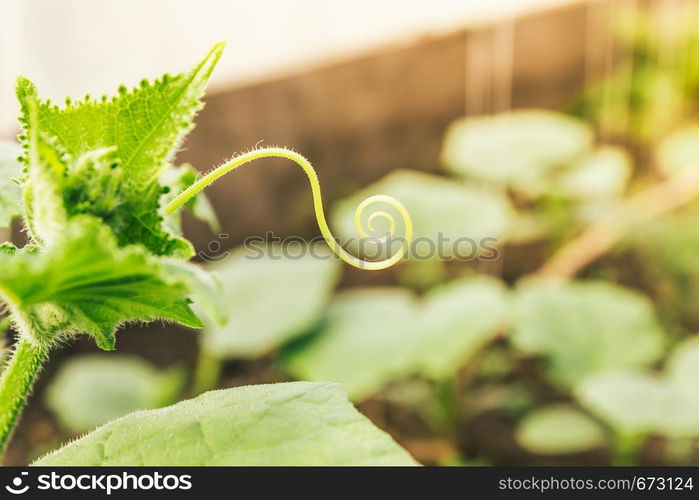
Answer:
[165, 147, 412, 271]
[611, 433, 644, 466]
[433, 377, 458, 438]
[191, 347, 222, 396]
[0, 339, 48, 454]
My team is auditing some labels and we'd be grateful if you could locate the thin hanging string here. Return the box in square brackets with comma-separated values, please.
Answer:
[619, 0, 637, 143]
[677, 1, 699, 121]
[492, 16, 514, 114]
[599, 0, 618, 143]
[165, 147, 413, 271]
[482, 17, 514, 278]
[657, 0, 682, 119]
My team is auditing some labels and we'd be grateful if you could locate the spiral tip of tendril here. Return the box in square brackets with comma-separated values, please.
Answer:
[346, 193, 413, 270]
[167, 146, 412, 271]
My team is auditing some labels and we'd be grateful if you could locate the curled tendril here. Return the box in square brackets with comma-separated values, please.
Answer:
[165, 147, 413, 270]
[355, 204, 395, 245]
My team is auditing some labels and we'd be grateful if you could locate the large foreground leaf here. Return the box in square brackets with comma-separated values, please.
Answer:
[35, 382, 417, 465]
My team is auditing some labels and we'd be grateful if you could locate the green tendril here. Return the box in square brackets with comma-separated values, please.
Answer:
[165, 147, 413, 270]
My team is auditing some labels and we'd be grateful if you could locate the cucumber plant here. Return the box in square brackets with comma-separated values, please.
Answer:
[0, 42, 416, 465]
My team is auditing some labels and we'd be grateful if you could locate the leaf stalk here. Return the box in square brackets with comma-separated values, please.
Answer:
[0, 339, 48, 455]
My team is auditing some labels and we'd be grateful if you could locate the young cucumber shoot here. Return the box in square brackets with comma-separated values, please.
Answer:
[0, 42, 412, 458]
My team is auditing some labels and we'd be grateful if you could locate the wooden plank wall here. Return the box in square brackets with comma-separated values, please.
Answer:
[178, 2, 592, 258]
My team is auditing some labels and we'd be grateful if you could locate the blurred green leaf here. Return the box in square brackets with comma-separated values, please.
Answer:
[656, 125, 699, 176]
[441, 110, 592, 195]
[515, 404, 607, 455]
[203, 245, 341, 358]
[419, 277, 510, 379]
[576, 372, 670, 437]
[331, 170, 512, 261]
[625, 210, 699, 322]
[0, 141, 23, 228]
[163, 259, 228, 327]
[630, 213, 699, 277]
[656, 125, 699, 175]
[285, 276, 509, 400]
[286, 288, 414, 400]
[37, 382, 417, 465]
[512, 280, 666, 387]
[556, 147, 631, 200]
[576, 338, 699, 439]
[45, 355, 185, 434]
[667, 337, 699, 400]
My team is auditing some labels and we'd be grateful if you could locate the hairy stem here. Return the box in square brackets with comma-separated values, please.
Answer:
[165, 147, 413, 270]
[0, 339, 48, 455]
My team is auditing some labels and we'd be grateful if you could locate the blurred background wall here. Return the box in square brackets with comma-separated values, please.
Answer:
[0, 0, 660, 276]
[0, 0, 578, 137]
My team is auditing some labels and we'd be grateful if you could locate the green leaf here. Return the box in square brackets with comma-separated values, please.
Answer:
[162, 259, 228, 327]
[656, 125, 699, 176]
[556, 147, 631, 200]
[666, 337, 699, 400]
[575, 372, 672, 436]
[21, 113, 69, 246]
[512, 280, 666, 387]
[19, 89, 193, 257]
[285, 276, 509, 400]
[15, 42, 225, 258]
[576, 338, 699, 438]
[0, 217, 202, 350]
[417, 277, 510, 378]
[515, 405, 607, 455]
[162, 163, 220, 233]
[109, 182, 194, 258]
[16, 42, 225, 187]
[626, 209, 699, 323]
[0, 142, 22, 228]
[331, 170, 512, 260]
[441, 109, 592, 195]
[62, 147, 195, 258]
[35, 382, 417, 465]
[203, 245, 341, 358]
[286, 288, 414, 400]
[45, 355, 184, 434]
